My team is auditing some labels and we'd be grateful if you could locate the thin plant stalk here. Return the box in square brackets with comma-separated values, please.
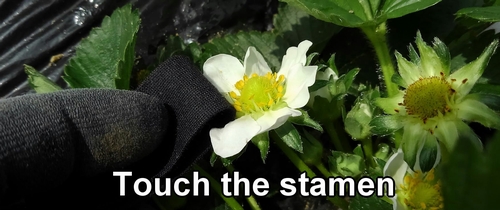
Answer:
[361, 138, 377, 168]
[272, 132, 349, 209]
[225, 164, 262, 210]
[193, 164, 244, 210]
[325, 121, 352, 152]
[361, 22, 399, 97]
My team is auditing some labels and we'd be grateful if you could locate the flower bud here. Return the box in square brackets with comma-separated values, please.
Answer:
[344, 87, 380, 140]
[328, 151, 365, 177]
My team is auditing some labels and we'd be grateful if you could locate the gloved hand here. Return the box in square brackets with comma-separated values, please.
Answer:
[0, 56, 235, 209]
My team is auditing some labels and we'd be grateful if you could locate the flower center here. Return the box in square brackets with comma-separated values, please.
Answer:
[399, 169, 443, 210]
[403, 76, 453, 120]
[229, 72, 286, 117]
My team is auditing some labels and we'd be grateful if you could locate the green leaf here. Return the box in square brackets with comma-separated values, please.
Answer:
[310, 95, 344, 123]
[274, 122, 303, 153]
[63, 4, 140, 89]
[353, 145, 365, 158]
[280, 0, 373, 27]
[374, 157, 387, 173]
[456, 6, 500, 23]
[155, 35, 205, 68]
[349, 194, 392, 210]
[273, 3, 342, 52]
[251, 132, 271, 163]
[327, 54, 340, 75]
[471, 83, 500, 95]
[367, 157, 387, 179]
[210, 152, 218, 167]
[289, 109, 324, 132]
[441, 131, 500, 210]
[24, 65, 62, 93]
[330, 68, 360, 96]
[281, 0, 440, 27]
[202, 31, 289, 70]
[221, 157, 234, 167]
[468, 83, 500, 111]
[382, 0, 442, 19]
[449, 31, 500, 82]
[391, 74, 406, 87]
[341, 68, 360, 91]
[305, 52, 320, 66]
[370, 115, 404, 136]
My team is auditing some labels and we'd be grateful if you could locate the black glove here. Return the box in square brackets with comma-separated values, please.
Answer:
[0, 56, 235, 209]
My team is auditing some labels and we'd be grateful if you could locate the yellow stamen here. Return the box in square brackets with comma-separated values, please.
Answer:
[403, 76, 453, 121]
[229, 72, 287, 115]
[399, 169, 443, 210]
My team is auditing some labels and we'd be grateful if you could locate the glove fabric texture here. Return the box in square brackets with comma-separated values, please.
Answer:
[0, 56, 235, 209]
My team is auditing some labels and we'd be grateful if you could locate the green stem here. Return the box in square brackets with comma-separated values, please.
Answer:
[382, 196, 393, 204]
[272, 133, 349, 209]
[334, 120, 352, 152]
[324, 121, 351, 152]
[225, 165, 262, 210]
[193, 165, 244, 210]
[246, 195, 261, 210]
[316, 162, 339, 177]
[361, 138, 377, 168]
[325, 121, 343, 151]
[314, 164, 348, 208]
[394, 131, 403, 148]
[361, 22, 399, 97]
[273, 132, 316, 176]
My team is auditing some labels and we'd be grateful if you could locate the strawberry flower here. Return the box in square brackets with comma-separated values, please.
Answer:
[203, 40, 317, 158]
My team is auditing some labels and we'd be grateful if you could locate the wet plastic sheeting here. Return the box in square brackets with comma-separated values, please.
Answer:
[0, 0, 275, 98]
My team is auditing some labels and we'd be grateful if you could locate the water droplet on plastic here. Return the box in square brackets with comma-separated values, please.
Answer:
[72, 0, 104, 26]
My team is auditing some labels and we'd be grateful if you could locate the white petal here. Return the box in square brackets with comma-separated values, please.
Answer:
[203, 54, 244, 93]
[449, 40, 498, 96]
[415, 133, 439, 172]
[395, 51, 420, 86]
[383, 149, 410, 210]
[375, 91, 406, 115]
[455, 120, 483, 150]
[401, 123, 428, 170]
[244, 47, 272, 76]
[282, 64, 318, 109]
[415, 33, 443, 77]
[256, 108, 301, 132]
[383, 148, 408, 186]
[279, 40, 313, 76]
[457, 98, 500, 129]
[433, 120, 459, 151]
[210, 115, 260, 158]
[392, 195, 406, 210]
[431, 139, 442, 170]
